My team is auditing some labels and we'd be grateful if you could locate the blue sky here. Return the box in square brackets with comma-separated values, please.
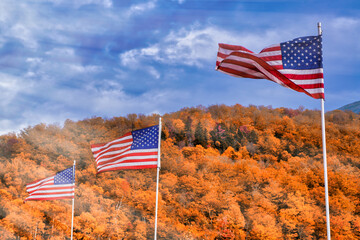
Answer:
[0, 0, 359, 134]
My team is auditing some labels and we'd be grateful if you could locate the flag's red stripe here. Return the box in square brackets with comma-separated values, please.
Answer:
[297, 83, 324, 89]
[260, 55, 282, 61]
[217, 66, 264, 79]
[260, 45, 281, 52]
[272, 65, 284, 70]
[217, 52, 230, 60]
[283, 73, 324, 80]
[311, 92, 324, 99]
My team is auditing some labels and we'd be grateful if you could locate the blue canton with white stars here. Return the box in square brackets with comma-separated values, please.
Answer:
[131, 125, 159, 150]
[54, 167, 74, 184]
[280, 36, 322, 70]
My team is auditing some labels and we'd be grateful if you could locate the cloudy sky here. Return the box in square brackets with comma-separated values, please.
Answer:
[0, 0, 359, 134]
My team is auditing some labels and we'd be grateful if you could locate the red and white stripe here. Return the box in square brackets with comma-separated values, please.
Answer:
[25, 176, 74, 201]
[91, 132, 158, 174]
[216, 43, 324, 99]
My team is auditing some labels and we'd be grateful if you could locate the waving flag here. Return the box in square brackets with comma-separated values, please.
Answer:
[91, 125, 159, 173]
[216, 35, 324, 99]
[25, 166, 75, 201]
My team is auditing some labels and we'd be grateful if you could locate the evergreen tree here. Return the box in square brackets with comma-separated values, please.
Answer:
[194, 122, 208, 148]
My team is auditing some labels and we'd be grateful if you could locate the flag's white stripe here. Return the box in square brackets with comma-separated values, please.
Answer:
[95, 146, 131, 161]
[99, 161, 158, 172]
[217, 56, 225, 63]
[291, 78, 324, 85]
[26, 193, 74, 200]
[91, 134, 133, 153]
[257, 50, 281, 57]
[279, 68, 323, 75]
[305, 88, 324, 94]
[218, 48, 253, 56]
[267, 60, 282, 66]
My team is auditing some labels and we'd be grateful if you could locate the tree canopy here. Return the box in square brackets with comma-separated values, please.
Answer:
[1, 105, 360, 239]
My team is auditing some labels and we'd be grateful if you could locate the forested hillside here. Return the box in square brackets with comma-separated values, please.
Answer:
[1, 104, 360, 239]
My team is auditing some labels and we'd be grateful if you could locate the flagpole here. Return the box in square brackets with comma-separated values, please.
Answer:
[318, 22, 331, 240]
[154, 117, 162, 240]
[71, 160, 76, 240]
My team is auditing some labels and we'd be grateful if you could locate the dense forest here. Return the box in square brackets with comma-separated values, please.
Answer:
[1, 104, 360, 239]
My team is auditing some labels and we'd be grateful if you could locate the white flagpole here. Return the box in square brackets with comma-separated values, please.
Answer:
[318, 22, 331, 240]
[71, 160, 76, 240]
[154, 117, 162, 240]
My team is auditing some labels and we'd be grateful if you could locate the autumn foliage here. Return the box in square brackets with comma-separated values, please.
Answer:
[1, 104, 360, 239]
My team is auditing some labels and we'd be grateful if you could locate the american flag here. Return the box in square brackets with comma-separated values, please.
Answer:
[25, 166, 75, 201]
[91, 125, 159, 173]
[216, 35, 324, 99]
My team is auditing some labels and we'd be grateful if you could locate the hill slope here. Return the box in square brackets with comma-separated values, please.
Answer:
[338, 100, 360, 113]
[1, 105, 360, 239]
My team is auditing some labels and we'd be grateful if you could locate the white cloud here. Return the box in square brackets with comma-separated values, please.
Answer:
[119, 24, 284, 69]
[0, 73, 32, 107]
[35, 0, 113, 8]
[147, 66, 161, 79]
[25, 47, 104, 78]
[331, 17, 359, 30]
[126, 0, 157, 18]
[45, 47, 76, 58]
[69, 65, 103, 74]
